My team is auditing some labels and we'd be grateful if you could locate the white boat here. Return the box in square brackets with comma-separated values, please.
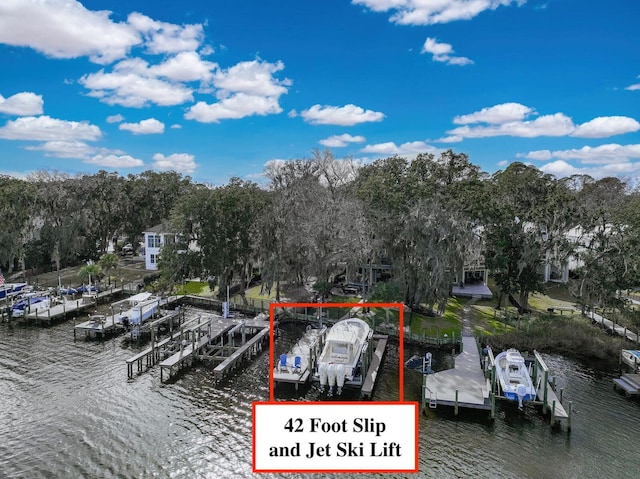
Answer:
[11, 294, 51, 318]
[495, 348, 536, 408]
[621, 350, 640, 372]
[113, 292, 160, 326]
[316, 318, 372, 396]
[274, 325, 327, 386]
[0, 282, 28, 299]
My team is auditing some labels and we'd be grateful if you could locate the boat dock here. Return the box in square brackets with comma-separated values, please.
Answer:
[73, 296, 179, 338]
[613, 374, 640, 397]
[361, 334, 388, 399]
[22, 287, 125, 323]
[273, 325, 328, 390]
[421, 337, 572, 429]
[157, 313, 271, 382]
[422, 335, 491, 412]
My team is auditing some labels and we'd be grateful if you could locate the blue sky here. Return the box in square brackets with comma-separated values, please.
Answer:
[0, 0, 639, 185]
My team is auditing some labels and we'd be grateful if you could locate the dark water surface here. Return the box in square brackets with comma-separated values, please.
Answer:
[1, 310, 639, 478]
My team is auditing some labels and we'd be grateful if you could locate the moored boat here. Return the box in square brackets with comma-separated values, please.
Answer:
[11, 294, 51, 318]
[114, 292, 160, 327]
[315, 317, 372, 396]
[274, 325, 327, 386]
[495, 348, 536, 408]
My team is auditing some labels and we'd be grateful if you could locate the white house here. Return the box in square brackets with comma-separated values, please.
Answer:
[143, 223, 178, 270]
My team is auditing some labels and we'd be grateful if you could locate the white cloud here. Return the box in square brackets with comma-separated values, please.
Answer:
[127, 12, 203, 55]
[0, 92, 44, 116]
[448, 113, 575, 138]
[360, 140, 437, 155]
[625, 75, 640, 91]
[185, 94, 282, 123]
[301, 104, 385, 126]
[539, 159, 640, 180]
[454, 102, 534, 124]
[433, 135, 463, 143]
[421, 38, 473, 66]
[352, 0, 526, 26]
[149, 51, 216, 83]
[153, 153, 196, 174]
[520, 149, 553, 161]
[450, 104, 640, 140]
[80, 63, 194, 107]
[185, 60, 290, 123]
[85, 154, 144, 168]
[0, 115, 102, 141]
[119, 118, 165, 134]
[25, 140, 94, 159]
[571, 116, 640, 138]
[106, 114, 124, 123]
[319, 133, 366, 147]
[522, 144, 640, 164]
[0, 0, 140, 64]
[170, 124, 182, 129]
[213, 60, 291, 98]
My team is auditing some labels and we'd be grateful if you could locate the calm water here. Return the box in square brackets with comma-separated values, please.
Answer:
[1, 309, 639, 479]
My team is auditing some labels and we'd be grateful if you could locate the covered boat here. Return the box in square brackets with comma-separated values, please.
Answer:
[495, 348, 536, 408]
[12, 294, 51, 318]
[114, 292, 159, 326]
[316, 317, 372, 396]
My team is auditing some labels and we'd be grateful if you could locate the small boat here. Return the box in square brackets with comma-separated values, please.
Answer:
[0, 283, 28, 299]
[274, 325, 327, 387]
[621, 350, 640, 372]
[11, 294, 51, 318]
[316, 318, 372, 396]
[114, 292, 160, 327]
[495, 348, 536, 408]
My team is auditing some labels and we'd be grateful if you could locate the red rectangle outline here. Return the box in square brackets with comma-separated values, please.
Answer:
[251, 302, 419, 474]
[252, 401, 419, 474]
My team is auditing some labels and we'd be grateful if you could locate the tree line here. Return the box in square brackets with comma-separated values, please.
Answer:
[2, 149, 640, 315]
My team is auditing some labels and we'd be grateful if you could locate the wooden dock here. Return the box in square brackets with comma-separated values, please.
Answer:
[73, 296, 179, 338]
[157, 315, 271, 382]
[421, 338, 572, 429]
[24, 287, 125, 322]
[361, 334, 388, 399]
[422, 335, 491, 412]
[613, 373, 640, 397]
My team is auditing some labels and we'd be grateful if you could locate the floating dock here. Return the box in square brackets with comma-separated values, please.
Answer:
[421, 336, 572, 429]
[613, 374, 640, 397]
[422, 335, 491, 412]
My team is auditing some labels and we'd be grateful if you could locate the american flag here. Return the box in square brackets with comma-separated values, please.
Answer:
[0, 270, 4, 285]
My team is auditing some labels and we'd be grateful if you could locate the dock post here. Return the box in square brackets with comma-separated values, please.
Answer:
[543, 369, 549, 414]
[567, 401, 572, 431]
[454, 389, 459, 416]
[551, 400, 556, 424]
[421, 375, 426, 414]
[490, 391, 495, 419]
[452, 348, 456, 368]
[559, 387, 563, 403]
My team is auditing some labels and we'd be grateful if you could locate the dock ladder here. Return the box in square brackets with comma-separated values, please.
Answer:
[426, 387, 437, 408]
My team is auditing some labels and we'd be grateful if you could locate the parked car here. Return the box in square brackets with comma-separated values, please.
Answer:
[121, 243, 134, 255]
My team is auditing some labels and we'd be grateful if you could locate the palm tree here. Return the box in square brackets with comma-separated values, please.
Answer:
[78, 260, 101, 288]
[98, 253, 119, 286]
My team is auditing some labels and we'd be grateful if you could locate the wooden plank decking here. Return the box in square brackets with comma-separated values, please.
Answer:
[423, 335, 491, 410]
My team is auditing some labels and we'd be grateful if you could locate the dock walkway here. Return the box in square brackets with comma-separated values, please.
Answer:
[587, 310, 639, 343]
[423, 335, 491, 411]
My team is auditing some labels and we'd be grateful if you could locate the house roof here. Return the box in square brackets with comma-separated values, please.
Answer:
[143, 222, 174, 234]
